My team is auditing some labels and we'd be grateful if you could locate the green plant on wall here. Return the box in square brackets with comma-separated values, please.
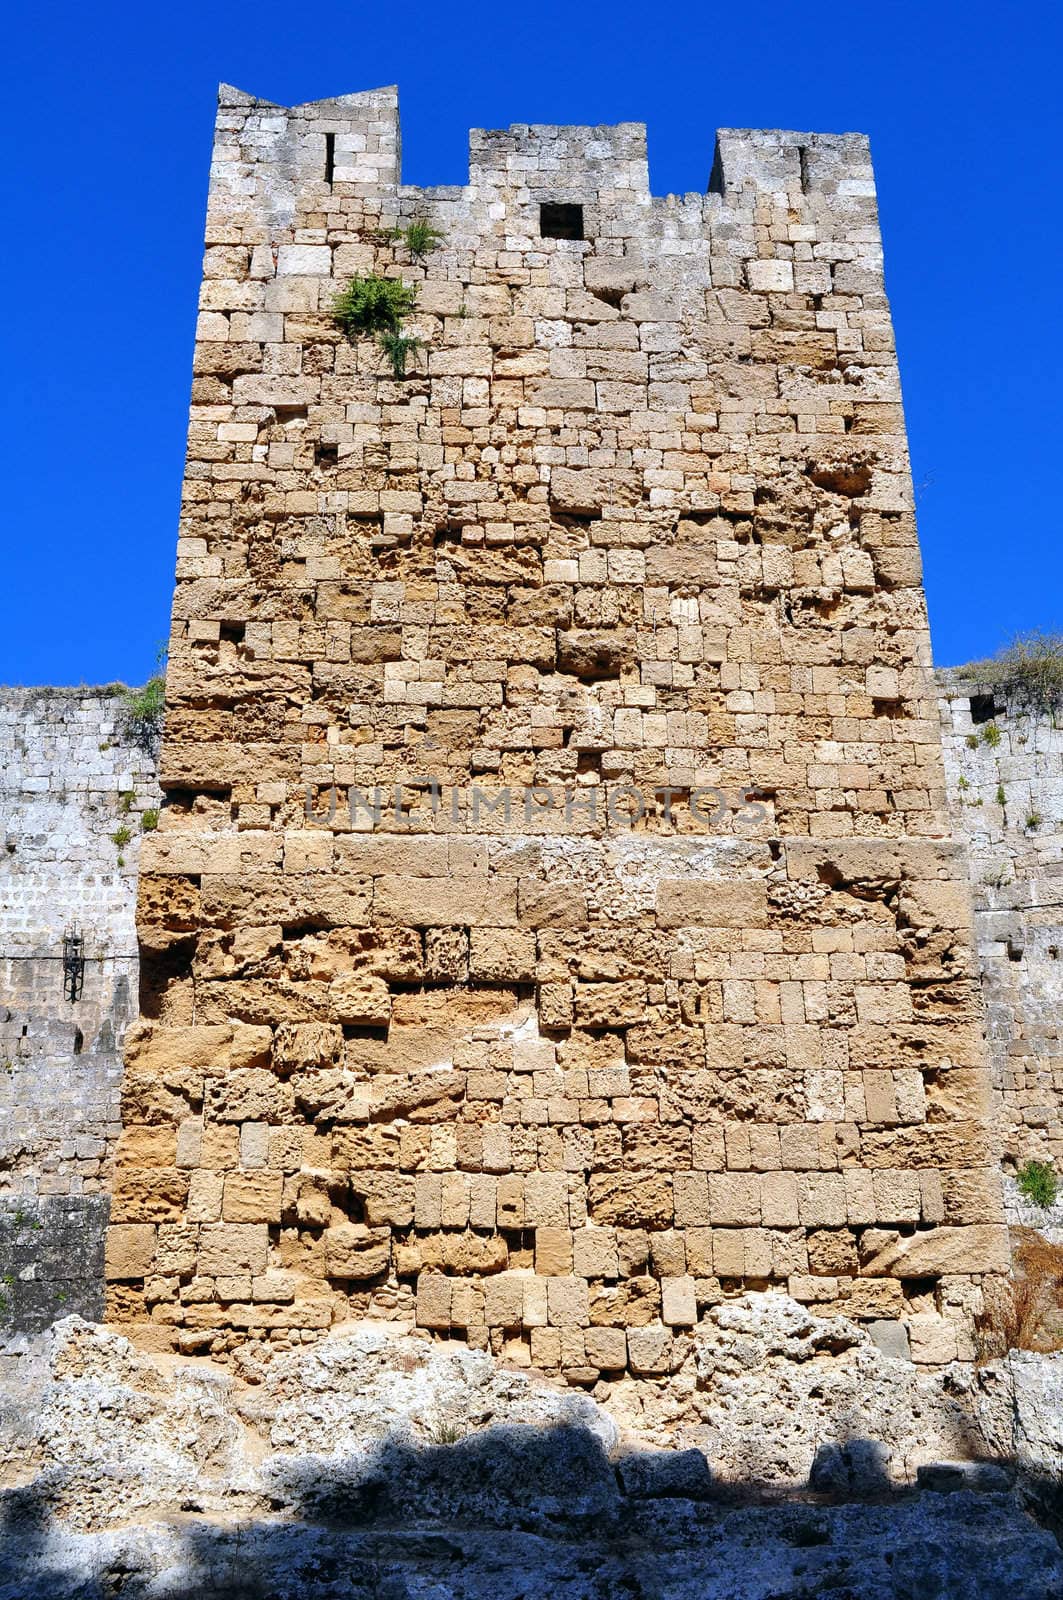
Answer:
[141, 808, 160, 833]
[982, 722, 1002, 748]
[120, 646, 167, 750]
[1017, 1158, 1059, 1210]
[332, 274, 426, 382]
[332, 275, 416, 338]
[995, 783, 1006, 807]
[400, 219, 445, 258]
[121, 676, 165, 747]
[378, 330, 423, 379]
[969, 632, 1063, 718]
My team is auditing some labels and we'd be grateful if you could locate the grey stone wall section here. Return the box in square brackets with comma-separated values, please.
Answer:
[0, 1196, 108, 1331]
[938, 674, 1063, 1210]
[0, 688, 160, 1333]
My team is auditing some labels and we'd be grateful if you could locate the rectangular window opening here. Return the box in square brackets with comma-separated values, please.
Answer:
[324, 132, 336, 187]
[540, 202, 585, 240]
[969, 693, 998, 724]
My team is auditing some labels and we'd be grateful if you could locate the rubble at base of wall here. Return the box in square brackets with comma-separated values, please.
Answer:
[0, 1292, 1061, 1599]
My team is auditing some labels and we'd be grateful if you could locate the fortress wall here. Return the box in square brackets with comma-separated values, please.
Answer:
[102, 86, 1004, 1373]
[938, 679, 1063, 1224]
[0, 689, 159, 1331]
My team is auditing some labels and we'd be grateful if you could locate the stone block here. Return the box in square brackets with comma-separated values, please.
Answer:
[859, 1225, 1011, 1278]
[546, 1276, 589, 1328]
[588, 1173, 673, 1228]
[222, 1172, 283, 1223]
[105, 1224, 156, 1281]
[535, 1227, 574, 1275]
[907, 1313, 960, 1365]
[584, 1326, 627, 1369]
[197, 1225, 269, 1277]
[483, 1272, 524, 1327]
[627, 1325, 674, 1376]
[656, 880, 769, 928]
[324, 1223, 391, 1280]
[661, 1275, 697, 1326]
[416, 1272, 452, 1330]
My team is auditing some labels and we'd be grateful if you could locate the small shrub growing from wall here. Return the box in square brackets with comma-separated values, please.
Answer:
[378, 330, 423, 378]
[120, 676, 165, 749]
[332, 275, 425, 381]
[1017, 1158, 1059, 1210]
[332, 276, 416, 336]
[973, 632, 1063, 717]
[400, 219, 445, 258]
[976, 1228, 1063, 1359]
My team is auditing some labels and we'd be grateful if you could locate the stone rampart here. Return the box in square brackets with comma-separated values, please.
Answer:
[939, 675, 1063, 1225]
[0, 688, 159, 1329]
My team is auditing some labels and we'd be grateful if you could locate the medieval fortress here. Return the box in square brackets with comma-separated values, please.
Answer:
[2, 85, 1061, 1382]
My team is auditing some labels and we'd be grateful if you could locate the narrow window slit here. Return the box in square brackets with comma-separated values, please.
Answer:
[324, 133, 335, 187]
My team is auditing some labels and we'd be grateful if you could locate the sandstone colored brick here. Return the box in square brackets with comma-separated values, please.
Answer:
[523, 1172, 570, 1227]
[572, 1227, 619, 1280]
[374, 877, 518, 927]
[483, 1273, 524, 1327]
[197, 1225, 269, 1277]
[661, 1275, 697, 1326]
[859, 1225, 1011, 1278]
[588, 1173, 673, 1228]
[535, 1227, 574, 1275]
[627, 1326, 674, 1376]
[222, 1172, 283, 1223]
[584, 1326, 627, 1370]
[323, 1223, 391, 1280]
[416, 1272, 452, 1330]
[105, 1224, 157, 1281]
[708, 1174, 761, 1226]
[547, 1276, 590, 1328]
[656, 880, 769, 929]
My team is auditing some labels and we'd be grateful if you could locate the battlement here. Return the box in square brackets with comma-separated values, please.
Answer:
[209, 84, 878, 246]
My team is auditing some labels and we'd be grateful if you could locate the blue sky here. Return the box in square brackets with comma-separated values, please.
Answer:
[1, 0, 1060, 683]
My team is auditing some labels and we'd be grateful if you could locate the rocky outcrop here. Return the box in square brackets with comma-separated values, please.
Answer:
[1, 1295, 1062, 1597]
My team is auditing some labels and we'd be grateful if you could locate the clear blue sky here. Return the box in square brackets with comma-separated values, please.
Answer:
[1, 0, 1059, 684]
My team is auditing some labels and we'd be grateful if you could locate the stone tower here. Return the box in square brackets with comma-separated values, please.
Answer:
[105, 85, 1006, 1373]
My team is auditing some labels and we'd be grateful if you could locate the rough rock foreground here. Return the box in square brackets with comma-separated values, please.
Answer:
[1, 1294, 1062, 1599]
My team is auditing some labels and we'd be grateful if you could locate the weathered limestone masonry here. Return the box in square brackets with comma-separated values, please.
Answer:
[0, 689, 159, 1332]
[105, 84, 1007, 1375]
[939, 676, 1063, 1221]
